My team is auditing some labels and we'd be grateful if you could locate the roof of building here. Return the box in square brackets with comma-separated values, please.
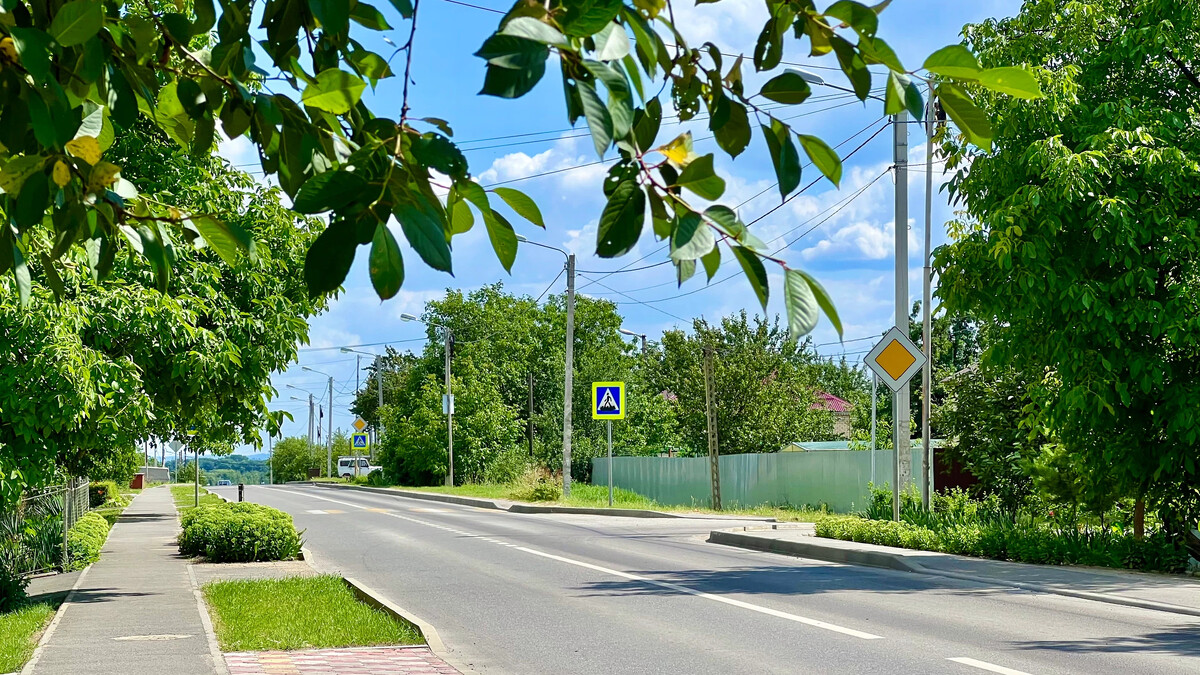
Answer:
[810, 391, 853, 413]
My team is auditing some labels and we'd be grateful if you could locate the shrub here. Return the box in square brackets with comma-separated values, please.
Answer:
[178, 503, 301, 563]
[366, 469, 388, 487]
[0, 541, 30, 611]
[509, 467, 561, 502]
[65, 512, 110, 571]
[89, 481, 121, 508]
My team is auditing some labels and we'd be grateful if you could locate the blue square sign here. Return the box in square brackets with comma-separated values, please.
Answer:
[592, 382, 625, 420]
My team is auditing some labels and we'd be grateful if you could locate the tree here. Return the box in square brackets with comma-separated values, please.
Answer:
[935, 0, 1200, 535]
[270, 436, 322, 483]
[0, 0, 1028, 342]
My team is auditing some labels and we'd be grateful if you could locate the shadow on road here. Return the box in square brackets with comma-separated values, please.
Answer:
[115, 513, 175, 523]
[68, 587, 161, 604]
[1012, 625, 1200, 659]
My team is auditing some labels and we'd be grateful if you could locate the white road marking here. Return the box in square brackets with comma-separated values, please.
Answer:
[272, 487, 882, 640]
[947, 657, 1033, 675]
[306, 509, 327, 514]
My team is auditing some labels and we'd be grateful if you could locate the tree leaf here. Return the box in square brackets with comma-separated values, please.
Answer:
[301, 69, 367, 114]
[975, 66, 1042, 99]
[561, 0, 622, 37]
[411, 133, 468, 178]
[387, 0, 414, 19]
[700, 244, 720, 281]
[395, 198, 453, 274]
[798, 268, 842, 338]
[480, 60, 546, 99]
[760, 71, 812, 104]
[761, 120, 800, 199]
[582, 60, 633, 140]
[12, 243, 30, 307]
[15, 171, 49, 230]
[0, 155, 47, 195]
[475, 34, 549, 70]
[669, 211, 715, 261]
[593, 21, 630, 61]
[449, 195, 475, 235]
[783, 268, 819, 337]
[937, 82, 992, 150]
[578, 80, 613, 157]
[350, 2, 392, 30]
[501, 17, 569, 47]
[49, 0, 104, 47]
[304, 219, 359, 297]
[492, 187, 545, 227]
[65, 136, 102, 165]
[676, 258, 695, 286]
[731, 246, 768, 309]
[482, 209, 518, 272]
[292, 170, 368, 214]
[675, 153, 726, 200]
[797, 134, 842, 187]
[8, 28, 53, 82]
[713, 99, 751, 158]
[859, 36, 904, 72]
[596, 178, 645, 257]
[369, 224, 404, 300]
[884, 70, 908, 115]
[922, 44, 981, 80]
[659, 131, 695, 167]
[831, 35, 871, 100]
[192, 215, 252, 265]
[824, 0, 878, 38]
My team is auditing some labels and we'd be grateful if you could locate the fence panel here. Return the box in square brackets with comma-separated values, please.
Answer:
[0, 477, 91, 576]
[593, 450, 923, 513]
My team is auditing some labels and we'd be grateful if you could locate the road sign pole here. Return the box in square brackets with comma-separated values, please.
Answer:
[194, 444, 199, 508]
[607, 420, 613, 507]
[703, 347, 721, 511]
[921, 88, 937, 510]
[871, 372, 877, 487]
[893, 111, 911, 522]
[327, 376, 333, 480]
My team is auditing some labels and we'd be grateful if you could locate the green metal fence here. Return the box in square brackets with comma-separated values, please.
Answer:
[592, 449, 924, 513]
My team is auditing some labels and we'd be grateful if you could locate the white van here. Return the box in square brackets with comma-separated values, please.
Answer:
[337, 456, 380, 479]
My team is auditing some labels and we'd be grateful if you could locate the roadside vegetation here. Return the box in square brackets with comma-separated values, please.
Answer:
[179, 502, 301, 563]
[170, 484, 225, 512]
[0, 601, 59, 673]
[202, 576, 421, 651]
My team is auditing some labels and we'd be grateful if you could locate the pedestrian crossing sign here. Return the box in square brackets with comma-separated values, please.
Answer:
[592, 382, 625, 420]
[352, 432, 369, 449]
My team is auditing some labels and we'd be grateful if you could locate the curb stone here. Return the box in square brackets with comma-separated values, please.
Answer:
[708, 528, 1200, 619]
[341, 577, 475, 674]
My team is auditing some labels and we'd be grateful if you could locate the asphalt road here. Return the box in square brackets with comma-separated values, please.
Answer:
[212, 484, 1200, 675]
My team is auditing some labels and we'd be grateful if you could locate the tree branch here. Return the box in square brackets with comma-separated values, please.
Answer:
[1164, 48, 1200, 91]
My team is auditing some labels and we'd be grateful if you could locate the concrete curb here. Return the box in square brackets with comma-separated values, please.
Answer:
[709, 529, 1200, 619]
[301, 482, 775, 521]
[19, 563, 93, 675]
[187, 564, 232, 675]
[342, 577, 474, 674]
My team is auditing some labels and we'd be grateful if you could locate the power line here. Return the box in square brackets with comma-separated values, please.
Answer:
[578, 273, 691, 324]
[297, 337, 428, 353]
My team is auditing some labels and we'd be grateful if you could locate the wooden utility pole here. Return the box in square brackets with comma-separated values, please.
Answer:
[703, 346, 721, 511]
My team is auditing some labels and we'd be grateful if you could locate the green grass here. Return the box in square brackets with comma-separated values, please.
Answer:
[170, 484, 224, 512]
[396, 483, 830, 522]
[202, 575, 422, 651]
[0, 601, 59, 672]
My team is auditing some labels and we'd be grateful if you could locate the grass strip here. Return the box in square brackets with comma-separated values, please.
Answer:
[202, 575, 423, 651]
[170, 484, 224, 512]
[0, 601, 58, 672]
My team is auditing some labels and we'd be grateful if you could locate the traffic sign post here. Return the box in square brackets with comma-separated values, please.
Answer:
[592, 382, 626, 506]
[865, 328, 927, 521]
[352, 432, 369, 450]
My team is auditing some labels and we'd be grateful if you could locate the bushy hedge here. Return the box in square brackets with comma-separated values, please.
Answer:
[178, 503, 301, 563]
[65, 512, 111, 571]
[815, 514, 1190, 573]
[0, 542, 31, 611]
[89, 481, 122, 508]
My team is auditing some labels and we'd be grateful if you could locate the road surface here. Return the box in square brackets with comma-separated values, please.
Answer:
[212, 484, 1200, 675]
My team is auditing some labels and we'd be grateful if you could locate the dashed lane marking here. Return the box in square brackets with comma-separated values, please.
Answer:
[947, 657, 1034, 675]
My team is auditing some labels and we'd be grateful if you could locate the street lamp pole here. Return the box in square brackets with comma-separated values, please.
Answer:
[302, 367, 335, 478]
[619, 328, 647, 357]
[515, 235, 575, 496]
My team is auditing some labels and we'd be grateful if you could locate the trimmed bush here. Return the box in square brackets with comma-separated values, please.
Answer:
[88, 481, 121, 508]
[65, 512, 110, 571]
[178, 503, 301, 563]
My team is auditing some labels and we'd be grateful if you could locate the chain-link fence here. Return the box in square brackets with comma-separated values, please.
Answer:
[0, 477, 90, 576]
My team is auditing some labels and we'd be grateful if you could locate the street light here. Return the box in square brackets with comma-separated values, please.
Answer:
[302, 366, 335, 477]
[341, 347, 382, 455]
[287, 387, 317, 458]
[515, 234, 577, 496]
[402, 313, 457, 487]
[618, 328, 647, 356]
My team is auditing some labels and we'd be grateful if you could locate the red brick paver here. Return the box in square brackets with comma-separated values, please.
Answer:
[224, 645, 460, 674]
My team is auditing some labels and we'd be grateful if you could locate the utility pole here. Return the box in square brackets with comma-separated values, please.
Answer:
[871, 372, 878, 487]
[445, 327, 454, 487]
[703, 346, 721, 511]
[562, 253, 576, 496]
[268, 431, 273, 485]
[326, 376, 333, 478]
[375, 355, 383, 459]
[893, 111, 911, 521]
[528, 372, 535, 458]
[308, 393, 314, 467]
[921, 90, 936, 510]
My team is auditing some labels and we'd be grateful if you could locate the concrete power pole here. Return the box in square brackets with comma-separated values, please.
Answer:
[562, 253, 576, 496]
[893, 111, 911, 522]
[445, 327, 454, 487]
[326, 376, 333, 478]
[703, 346, 721, 511]
[528, 372, 535, 458]
[307, 393, 314, 471]
[375, 355, 383, 458]
[921, 91, 936, 510]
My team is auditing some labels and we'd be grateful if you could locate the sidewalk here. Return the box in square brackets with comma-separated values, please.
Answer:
[710, 527, 1200, 618]
[26, 486, 220, 675]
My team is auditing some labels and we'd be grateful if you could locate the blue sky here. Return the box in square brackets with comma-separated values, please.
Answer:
[222, 0, 1022, 449]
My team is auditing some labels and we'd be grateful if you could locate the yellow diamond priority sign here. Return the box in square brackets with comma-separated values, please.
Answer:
[352, 416, 368, 432]
[865, 327, 926, 392]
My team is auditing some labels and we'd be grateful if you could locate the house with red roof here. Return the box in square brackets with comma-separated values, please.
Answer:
[810, 391, 853, 439]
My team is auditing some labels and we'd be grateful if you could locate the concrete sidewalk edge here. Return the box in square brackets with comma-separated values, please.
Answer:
[18, 564, 94, 675]
[708, 529, 1200, 619]
[342, 577, 472, 674]
[187, 565, 231, 675]
[300, 482, 776, 521]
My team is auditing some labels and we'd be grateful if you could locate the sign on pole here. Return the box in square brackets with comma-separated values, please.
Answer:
[865, 327, 926, 392]
[442, 394, 455, 415]
[351, 432, 369, 451]
[352, 416, 368, 433]
[591, 382, 625, 420]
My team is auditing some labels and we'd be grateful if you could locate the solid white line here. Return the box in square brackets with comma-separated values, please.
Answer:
[511, 545, 882, 640]
[947, 657, 1033, 675]
[272, 486, 883, 640]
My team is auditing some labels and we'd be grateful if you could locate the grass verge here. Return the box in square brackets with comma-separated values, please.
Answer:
[0, 601, 59, 672]
[170, 484, 224, 512]
[202, 575, 422, 651]
[396, 483, 830, 522]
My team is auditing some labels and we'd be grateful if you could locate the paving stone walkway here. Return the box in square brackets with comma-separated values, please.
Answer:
[224, 646, 459, 674]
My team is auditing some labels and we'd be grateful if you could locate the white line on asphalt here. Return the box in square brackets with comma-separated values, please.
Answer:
[947, 657, 1033, 675]
[272, 487, 882, 640]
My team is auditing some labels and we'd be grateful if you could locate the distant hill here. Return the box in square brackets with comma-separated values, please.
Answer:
[244, 453, 271, 461]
